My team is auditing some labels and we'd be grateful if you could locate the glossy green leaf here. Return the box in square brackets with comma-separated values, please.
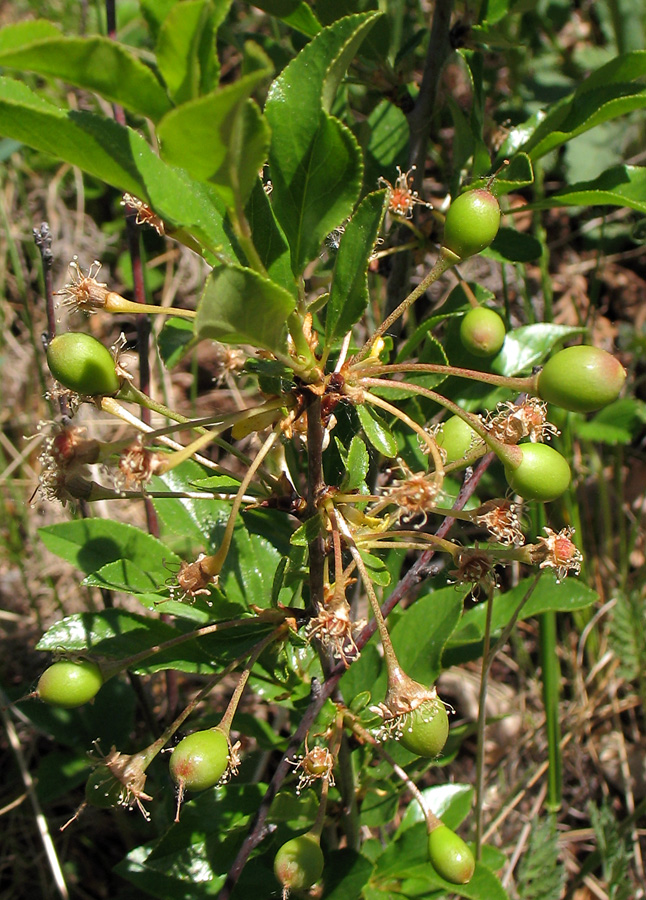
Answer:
[531, 165, 646, 214]
[155, 0, 219, 103]
[157, 70, 269, 192]
[390, 586, 470, 686]
[339, 435, 370, 492]
[265, 13, 378, 273]
[38, 519, 181, 578]
[196, 264, 295, 353]
[83, 559, 167, 599]
[447, 574, 598, 656]
[491, 323, 585, 376]
[508, 51, 646, 161]
[485, 227, 542, 262]
[211, 98, 271, 209]
[397, 783, 474, 835]
[321, 850, 374, 900]
[157, 317, 196, 368]
[357, 403, 398, 457]
[0, 22, 171, 121]
[0, 78, 235, 257]
[325, 189, 388, 342]
[245, 178, 296, 296]
[361, 99, 410, 189]
[358, 549, 391, 586]
[251, 0, 321, 36]
[35, 609, 217, 674]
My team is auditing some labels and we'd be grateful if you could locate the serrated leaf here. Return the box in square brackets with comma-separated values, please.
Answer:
[530, 165, 646, 214]
[340, 435, 370, 491]
[157, 70, 270, 199]
[491, 323, 585, 376]
[196, 264, 295, 353]
[325, 189, 388, 343]
[250, 0, 321, 37]
[35, 609, 217, 674]
[509, 51, 646, 161]
[0, 78, 236, 258]
[157, 317, 196, 367]
[155, 0, 218, 103]
[265, 13, 378, 273]
[0, 22, 171, 121]
[38, 520, 181, 579]
[390, 586, 470, 686]
[245, 178, 297, 296]
[356, 404, 398, 457]
[290, 515, 324, 547]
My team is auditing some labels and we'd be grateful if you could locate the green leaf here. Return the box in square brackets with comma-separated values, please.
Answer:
[35, 609, 218, 674]
[196, 264, 296, 353]
[155, 0, 219, 103]
[0, 22, 171, 121]
[491, 323, 585, 376]
[446, 574, 598, 660]
[339, 435, 370, 492]
[325, 189, 388, 343]
[357, 404, 398, 457]
[485, 227, 542, 262]
[250, 0, 322, 37]
[0, 78, 235, 258]
[358, 549, 391, 586]
[390, 586, 469, 686]
[530, 165, 646, 214]
[83, 559, 167, 598]
[38, 520, 181, 580]
[265, 13, 379, 273]
[211, 98, 271, 209]
[509, 51, 646, 161]
[157, 70, 270, 197]
[245, 178, 296, 296]
[321, 849, 374, 899]
[572, 397, 646, 446]
[398, 783, 474, 835]
[157, 317, 196, 368]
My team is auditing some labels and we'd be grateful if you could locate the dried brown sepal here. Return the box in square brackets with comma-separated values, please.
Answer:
[121, 193, 165, 234]
[526, 526, 582, 582]
[55, 257, 110, 314]
[473, 499, 524, 546]
[486, 398, 559, 445]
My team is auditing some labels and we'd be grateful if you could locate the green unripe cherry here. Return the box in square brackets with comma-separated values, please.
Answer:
[428, 824, 475, 885]
[274, 833, 324, 892]
[537, 345, 626, 413]
[436, 415, 477, 463]
[46, 332, 121, 396]
[504, 443, 571, 502]
[398, 698, 449, 758]
[37, 659, 103, 708]
[459, 307, 506, 357]
[169, 728, 229, 792]
[442, 189, 501, 260]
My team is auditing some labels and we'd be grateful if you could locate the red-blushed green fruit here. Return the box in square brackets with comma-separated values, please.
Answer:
[85, 765, 124, 808]
[169, 728, 229, 792]
[537, 345, 626, 413]
[37, 659, 103, 708]
[436, 415, 477, 463]
[274, 833, 324, 892]
[428, 824, 475, 885]
[398, 698, 449, 758]
[504, 443, 571, 502]
[46, 332, 121, 396]
[442, 189, 501, 260]
[459, 307, 506, 357]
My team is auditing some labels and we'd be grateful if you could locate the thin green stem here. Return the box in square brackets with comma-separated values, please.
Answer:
[218, 627, 285, 734]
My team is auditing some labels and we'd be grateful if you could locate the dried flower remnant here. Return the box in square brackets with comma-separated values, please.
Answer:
[116, 439, 163, 489]
[449, 547, 498, 596]
[170, 554, 218, 603]
[528, 526, 582, 581]
[474, 499, 525, 546]
[35, 423, 101, 504]
[385, 461, 441, 525]
[487, 398, 559, 445]
[306, 590, 361, 668]
[55, 257, 110, 314]
[87, 744, 153, 820]
[378, 166, 428, 218]
[288, 743, 335, 794]
[121, 193, 165, 234]
[371, 673, 441, 742]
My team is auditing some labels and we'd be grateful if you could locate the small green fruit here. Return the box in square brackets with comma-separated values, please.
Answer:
[274, 833, 324, 892]
[46, 332, 121, 396]
[537, 345, 626, 413]
[428, 824, 475, 884]
[169, 728, 229, 792]
[504, 443, 571, 502]
[398, 698, 449, 758]
[459, 307, 506, 357]
[442, 189, 501, 259]
[436, 415, 477, 463]
[37, 659, 103, 708]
